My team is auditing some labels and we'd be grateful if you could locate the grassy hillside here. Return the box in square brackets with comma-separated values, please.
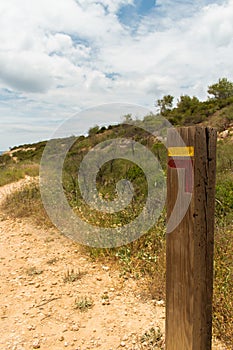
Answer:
[0, 141, 46, 186]
[0, 99, 232, 346]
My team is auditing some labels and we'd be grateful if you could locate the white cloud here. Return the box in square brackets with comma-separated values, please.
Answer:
[0, 51, 54, 92]
[76, 0, 134, 13]
[193, 1, 233, 48]
[0, 0, 233, 149]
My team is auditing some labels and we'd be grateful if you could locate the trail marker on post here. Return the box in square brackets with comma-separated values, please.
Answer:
[166, 127, 217, 350]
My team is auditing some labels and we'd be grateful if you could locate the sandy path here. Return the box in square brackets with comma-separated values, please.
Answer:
[0, 180, 226, 350]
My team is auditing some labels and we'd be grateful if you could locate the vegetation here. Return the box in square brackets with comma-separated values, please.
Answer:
[0, 140, 46, 186]
[26, 266, 43, 276]
[156, 94, 174, 115]
[156, 77, 233, 127]
[208, 77, 233, 100]
[0, 162, 39, 187]
[141, 327, 164, 349]
[1, 180, 53, 228]
[74, 296, 94, 312]
[0, 77, 232, 347]
[63, 268, 85, 283]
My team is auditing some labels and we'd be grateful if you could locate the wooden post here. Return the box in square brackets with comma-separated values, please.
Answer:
[166, 126, 217, 350]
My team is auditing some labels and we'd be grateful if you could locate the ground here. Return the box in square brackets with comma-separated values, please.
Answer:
[0, 180, 227, 350]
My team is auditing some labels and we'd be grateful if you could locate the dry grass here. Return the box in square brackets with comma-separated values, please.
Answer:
[63, 268, 85, 283]
[213, 225, 233, 346]
[0, 181, 53, 228]
[0, 163, 39, 187]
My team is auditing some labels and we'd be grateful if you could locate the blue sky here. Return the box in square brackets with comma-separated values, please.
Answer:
[118, 0, 155, 25]
[0, 0, 233, 150]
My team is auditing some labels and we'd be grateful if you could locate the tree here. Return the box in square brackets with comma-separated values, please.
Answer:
[156, 95, 174, 115]
[177, 95, 200, 114]
[208, 78, 233, 99]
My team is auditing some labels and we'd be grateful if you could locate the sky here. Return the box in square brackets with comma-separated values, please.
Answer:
[0, 0, 233, 150]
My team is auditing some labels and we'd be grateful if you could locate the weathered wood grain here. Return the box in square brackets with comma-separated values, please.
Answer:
[166, 126, 217, 350]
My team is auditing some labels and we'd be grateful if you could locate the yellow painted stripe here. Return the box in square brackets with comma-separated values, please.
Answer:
[168, 146, 194, 157]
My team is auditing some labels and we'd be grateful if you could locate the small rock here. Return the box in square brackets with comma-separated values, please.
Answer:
[120, 341, 126, 347]
[102, 265, 109, 271]
[32, 340, 40, 349]
[220, 130, 229, 138]
[71, 324, 79, 331]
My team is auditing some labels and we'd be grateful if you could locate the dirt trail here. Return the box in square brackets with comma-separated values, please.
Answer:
[0, 180, 226, 350]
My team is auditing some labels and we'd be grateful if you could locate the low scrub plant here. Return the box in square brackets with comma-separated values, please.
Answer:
[63, 268, 85, 283]
[74, 296, 93, 312]
[140, 327, 165, 349]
